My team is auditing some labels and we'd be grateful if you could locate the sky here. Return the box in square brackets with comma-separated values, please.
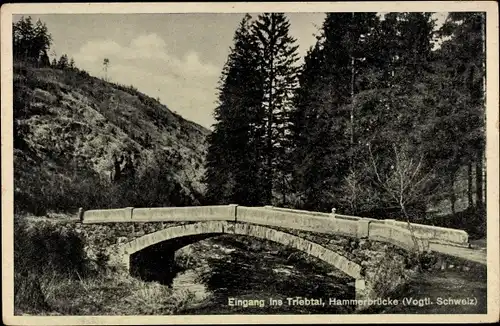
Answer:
[15, 13, 447, 129]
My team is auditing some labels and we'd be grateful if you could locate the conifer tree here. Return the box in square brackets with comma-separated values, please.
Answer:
[252, 13, 300, 205]
[204, 14, 265, 205]
[13, 17, 52, 64]
[357, 13, 437, 218]
[57, 54, 69, 69]
[429, 12, 486, 212]
[205, 13, 301, 206]
[291, 13, 380, 211]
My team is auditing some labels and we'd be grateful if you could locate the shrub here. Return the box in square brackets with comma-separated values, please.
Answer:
[13, 218, 94, 314]
[13, 218, 196, 315]
[14, 159, 112, 215]
[367, 251, 415, 299]
[14, 218, 91, 278]
[14, 272, 51, 314]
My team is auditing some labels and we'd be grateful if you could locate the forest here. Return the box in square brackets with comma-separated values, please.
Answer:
[203, 13, 486, 236]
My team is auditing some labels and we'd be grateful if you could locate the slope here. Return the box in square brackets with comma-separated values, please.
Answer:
[13, 62, 210, 215]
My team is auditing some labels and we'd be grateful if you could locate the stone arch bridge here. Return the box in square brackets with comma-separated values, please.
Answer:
[78, 205, 486, 301]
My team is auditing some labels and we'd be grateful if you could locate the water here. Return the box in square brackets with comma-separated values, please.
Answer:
[168, 235, 355, 314]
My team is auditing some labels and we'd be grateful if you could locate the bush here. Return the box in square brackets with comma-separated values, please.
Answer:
[14, 148, 201, 215]
[13, 218, 198, 315]
[13, 218, 95, 314]
[367, 251, 415, 299]
[14, 272, 51, 314]
[14, 218, 91, 278]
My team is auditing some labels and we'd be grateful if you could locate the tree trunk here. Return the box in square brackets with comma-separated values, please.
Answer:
[483, 160, 487, 206]
[266, 67, 274, 204]
[400, 201, 422, 268]
[467, 162, 473, 208]
[265, 16, 276, 205]
[350, 57, 355, 148]
[349, 12, 356, 170]
[479, 15, 486, 208]
[282, 174, 286, 206]
[476, 148, 483, 207]
[450, 175, 456, 215]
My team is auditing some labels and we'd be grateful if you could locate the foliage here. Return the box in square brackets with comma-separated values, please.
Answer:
[103, 58, 110, 81]
[204, 13, 300, 206]
[13, 64, 207, 214]
[12, 13, 487, 234]
[291, 13, 381, 211]
[14, 217, 93, 313]
[203, 12, 486, 235]
[13, 17, 208, 216]
[204, 14, 266, 205]
[252, 13, 301, 205]
[291, 12, 485, 230]
[432, 12, 486, 210]
[13, 16, 52, 66]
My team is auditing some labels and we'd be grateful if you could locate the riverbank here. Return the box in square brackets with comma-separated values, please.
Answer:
[373, 269, 487, 314]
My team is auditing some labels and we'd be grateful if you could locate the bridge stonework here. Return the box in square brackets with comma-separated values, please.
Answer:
[78, 205, 485, 303]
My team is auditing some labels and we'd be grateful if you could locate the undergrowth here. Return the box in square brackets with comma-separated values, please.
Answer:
[14, 217, 197, 315]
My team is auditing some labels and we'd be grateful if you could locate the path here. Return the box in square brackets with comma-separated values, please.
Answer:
[373, 269, 487, 314]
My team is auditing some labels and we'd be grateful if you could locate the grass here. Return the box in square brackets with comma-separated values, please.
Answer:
[14, 217, 198, 315]
[16, 270, 198, 315]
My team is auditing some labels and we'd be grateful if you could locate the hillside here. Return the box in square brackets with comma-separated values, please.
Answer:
[13, 62, 210, 215]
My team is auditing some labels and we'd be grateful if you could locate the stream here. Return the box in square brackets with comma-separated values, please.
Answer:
[138, 235, 487, 314]
[169, 235, 355, 314]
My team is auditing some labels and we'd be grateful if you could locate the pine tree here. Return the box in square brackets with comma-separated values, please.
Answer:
[103, 58, 110, 81]
[430, 12, 486, 211]
[252, 13, 300, 205]
[13, 16, 35, 61]
[13, 16, 52, 64]
[292, 43, 340, 210]
[290, 12, 438, 216]
[33, 19, 52, 66]
[57, 54, 69, 69]
[291, 13, 381, 212]
[204, 14, 265, 205]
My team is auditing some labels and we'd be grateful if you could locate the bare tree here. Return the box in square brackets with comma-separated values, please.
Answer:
[341, 168, 360, 214]
[103, 58, 110, 81]
[367, 142, 434, 253]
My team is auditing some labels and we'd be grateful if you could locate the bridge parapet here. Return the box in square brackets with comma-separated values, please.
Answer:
[238, 206, 360, 238]
[81, 208, 133, 223]
[244, 207, 429, 251]
[259, 206, 468, 247]
[82, 205, 238, 223]
[368, 222, 430, 251]
[81, 204, 470, 252]
[382, 219, 468, 246]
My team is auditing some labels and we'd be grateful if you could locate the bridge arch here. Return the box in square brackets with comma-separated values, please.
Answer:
[111, 221, 363, 280]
